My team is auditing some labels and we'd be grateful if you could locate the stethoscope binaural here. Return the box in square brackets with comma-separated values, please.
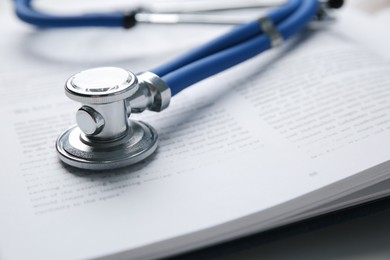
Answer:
[14, 0, 343, 170]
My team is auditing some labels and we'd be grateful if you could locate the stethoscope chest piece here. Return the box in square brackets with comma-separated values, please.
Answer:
[56, 67, 170, 170]
[56, 120, 158, 170]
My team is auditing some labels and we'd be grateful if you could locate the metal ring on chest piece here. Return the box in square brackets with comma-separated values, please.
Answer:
[56, 67, 161, 170]
[56, 120, 158, 170]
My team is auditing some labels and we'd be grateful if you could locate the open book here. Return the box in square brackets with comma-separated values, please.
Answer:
[1, 2, 390, 260]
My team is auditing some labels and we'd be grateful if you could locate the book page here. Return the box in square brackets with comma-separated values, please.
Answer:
[1, 3, 390, 260]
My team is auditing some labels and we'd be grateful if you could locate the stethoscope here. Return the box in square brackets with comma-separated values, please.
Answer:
[14, 0, 343, 170]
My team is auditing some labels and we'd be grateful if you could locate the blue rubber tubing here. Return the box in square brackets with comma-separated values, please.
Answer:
[161, 0, 319, 96]
[151, 0, 301, 77]
[14, 0, 319, 96]
[14, 0, 124, 28]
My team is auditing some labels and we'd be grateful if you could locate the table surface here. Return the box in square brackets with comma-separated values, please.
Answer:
[221, 208, 390, 260]
[172, 199, 390, 260]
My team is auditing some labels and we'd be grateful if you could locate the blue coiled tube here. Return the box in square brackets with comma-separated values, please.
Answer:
[159, 0, 319, 96]
[151, 0, 301, 77]
[14, 0, 124, 28]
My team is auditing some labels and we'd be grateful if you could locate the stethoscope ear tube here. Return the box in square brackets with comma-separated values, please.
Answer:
[14, 0, 343, 29]
[14, 0, 125, 28]
[151, 0, 302, 78]
[155, 0, 320, 96]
